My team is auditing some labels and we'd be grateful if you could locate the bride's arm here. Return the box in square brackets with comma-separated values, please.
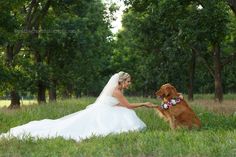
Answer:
[113, 90, 153, 109]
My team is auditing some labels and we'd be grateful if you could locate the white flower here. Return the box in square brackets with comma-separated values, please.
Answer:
[163, 104, 168, 109]
[171, 99, 176, 105]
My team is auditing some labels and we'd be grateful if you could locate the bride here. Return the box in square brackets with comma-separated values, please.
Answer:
[1, 71, 154, 142]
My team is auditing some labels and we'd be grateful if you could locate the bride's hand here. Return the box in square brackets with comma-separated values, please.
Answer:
[143, 102, 156, 108]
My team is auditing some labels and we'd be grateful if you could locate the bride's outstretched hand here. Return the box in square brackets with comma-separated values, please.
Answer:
[143, 102, 157, 108]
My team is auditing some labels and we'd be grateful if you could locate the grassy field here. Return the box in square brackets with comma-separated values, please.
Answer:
[0, 96, 236, 157]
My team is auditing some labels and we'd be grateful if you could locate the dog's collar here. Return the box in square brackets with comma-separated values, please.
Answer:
[160, 98, 181, 110]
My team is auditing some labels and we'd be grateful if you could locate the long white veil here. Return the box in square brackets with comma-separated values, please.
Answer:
[95, 73, 119, 103]
[86, 72, 120, 108]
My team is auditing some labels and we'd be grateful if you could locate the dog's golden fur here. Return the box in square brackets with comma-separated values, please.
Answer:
[154, 83, 201, 130]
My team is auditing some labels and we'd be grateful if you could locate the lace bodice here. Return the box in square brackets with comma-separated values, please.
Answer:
[86, 96, 119, 109]
[96, 96, 119, 107]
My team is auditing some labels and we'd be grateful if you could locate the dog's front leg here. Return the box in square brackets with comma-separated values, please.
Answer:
[169, 116, 177, 130]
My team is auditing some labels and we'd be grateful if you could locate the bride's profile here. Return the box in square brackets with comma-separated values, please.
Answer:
[1, 71, 154, 142]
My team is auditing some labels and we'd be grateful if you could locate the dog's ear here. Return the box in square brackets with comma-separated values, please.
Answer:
[164, 86, 171, 97]
[170, 85, 179, 98]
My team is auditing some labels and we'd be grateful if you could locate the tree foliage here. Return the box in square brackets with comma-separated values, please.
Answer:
[0, 0, 235, 105]
[114, 0, 236, 100]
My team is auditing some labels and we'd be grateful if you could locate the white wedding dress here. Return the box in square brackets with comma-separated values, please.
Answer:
[0, 73, 146, 142]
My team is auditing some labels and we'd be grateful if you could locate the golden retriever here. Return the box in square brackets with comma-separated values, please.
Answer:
[154, 83, 201, 130]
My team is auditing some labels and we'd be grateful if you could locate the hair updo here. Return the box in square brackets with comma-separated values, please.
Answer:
[118, 71, 130, 84]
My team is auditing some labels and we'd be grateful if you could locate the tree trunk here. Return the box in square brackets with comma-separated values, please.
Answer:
[6, 45, 14, 66]
[67, 85, 73, 98]
[31, 18, 47, 104]
[213, 43, 223, 102]
[37, 80, 46, 104]
[188, 49, 196, 101]
[8, 91, 21, 109]
[35, 49, 46, 104]
[49, 80, 57, 102]
[62, 85, 73, 99]
[46, 49, 57, 102]
[228, 0, 236, 15]
[62, 90, 70, 99]
[6, 45, 21, 109]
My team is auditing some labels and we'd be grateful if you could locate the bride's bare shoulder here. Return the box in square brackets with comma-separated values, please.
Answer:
[112, 88, 123, 97]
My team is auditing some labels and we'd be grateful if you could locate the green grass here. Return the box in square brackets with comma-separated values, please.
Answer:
[0, 97, 236, 157]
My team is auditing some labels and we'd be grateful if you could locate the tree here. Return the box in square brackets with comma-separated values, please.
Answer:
[0, 0, 114, 106]
[118, 0, 235, 102]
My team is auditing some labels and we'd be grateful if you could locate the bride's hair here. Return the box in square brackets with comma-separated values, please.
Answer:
[118, 71, 130, 84]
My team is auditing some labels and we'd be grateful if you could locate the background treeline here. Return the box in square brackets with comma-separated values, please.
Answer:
[0, 0, 236, 108]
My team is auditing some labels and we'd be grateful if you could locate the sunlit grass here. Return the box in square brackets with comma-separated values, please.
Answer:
[0, 100, 37, 107]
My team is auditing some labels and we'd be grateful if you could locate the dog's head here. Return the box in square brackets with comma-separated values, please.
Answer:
[155, 83, 180, 101]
